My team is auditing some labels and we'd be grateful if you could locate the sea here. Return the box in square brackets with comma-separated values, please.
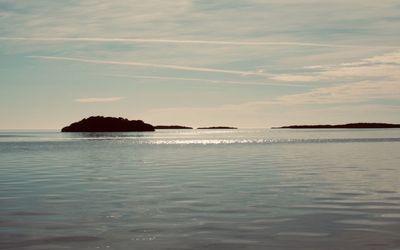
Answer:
[0, 129, 399, 250]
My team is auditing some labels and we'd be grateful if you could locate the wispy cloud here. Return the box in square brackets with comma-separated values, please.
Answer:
[75, 97, 124, 103]
[29, 56, 273, 77]
[278, 81, 400, 104]
[103, 74, 309, 87]
[1, 37, 393, 48]
[270, 74, 322, 82]
[273, 50, 400, 82]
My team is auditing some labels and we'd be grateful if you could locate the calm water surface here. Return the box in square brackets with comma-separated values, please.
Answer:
[1, 129, 400, 249]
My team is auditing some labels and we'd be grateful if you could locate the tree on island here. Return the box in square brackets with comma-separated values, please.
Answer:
[61, 116, 155, 132]
[273, 123, 400, 129]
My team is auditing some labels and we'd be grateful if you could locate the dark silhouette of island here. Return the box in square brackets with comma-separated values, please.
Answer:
[273, 123, 400, 129]
[155, 125, 193, 129]
[197, 126, 238, 129]
[61, 116, 155, 132]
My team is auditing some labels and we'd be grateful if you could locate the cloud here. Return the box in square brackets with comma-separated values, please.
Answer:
[30, 56, 273, 77]
[274, 50, 400, 82]
[30, 50, 400, 106]
[75, 97, 124, 103]
[261, 50, 400, 104]
[270, 74, 322, 82]
[103, 74, 308, 87]
[2, 36, 394, 48]
[278, 81, 400, 104]
[363, 50, 400, 65]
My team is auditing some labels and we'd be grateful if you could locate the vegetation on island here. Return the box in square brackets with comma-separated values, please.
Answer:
[61, 117, 243, 132]
[197, 126, 238, 129]
[273, 123, 400, 129]
[61, 116, 155, 132]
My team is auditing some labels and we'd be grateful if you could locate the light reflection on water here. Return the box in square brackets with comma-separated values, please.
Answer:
[0, 129, 399, 249]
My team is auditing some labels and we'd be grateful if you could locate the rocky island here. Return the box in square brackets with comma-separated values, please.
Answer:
[197, 126, 238, 129]
[61, 116, 155, 132]
[155, 125, 193, 129]
[273, 123, 400, 129]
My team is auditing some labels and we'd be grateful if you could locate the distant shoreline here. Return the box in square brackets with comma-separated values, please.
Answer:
[60, 116, 240, 132]
[59, 116, 400, 132]
[197, 126, 238, 130]
[273, 123, 400, 129]
[155, 125, 193, 130]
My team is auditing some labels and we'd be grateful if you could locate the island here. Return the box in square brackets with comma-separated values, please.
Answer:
[197, 126, 238, 129]
[155, 125, 193, 129]
[273, 123, 400, 129]
[61, 116, 155, 132]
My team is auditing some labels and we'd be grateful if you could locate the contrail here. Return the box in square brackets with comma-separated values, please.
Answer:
[1, 37, 393, 48]
[103, 74, 309, 87]
[29, 56, 273, 77]
[75, 97, 124, 103]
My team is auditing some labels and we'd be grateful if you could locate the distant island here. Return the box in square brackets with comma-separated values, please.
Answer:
[155, 125, 193, 129]
[273, 123, 400, 129]
[61, 116, 155, 132]
[197, 126, 238, 129]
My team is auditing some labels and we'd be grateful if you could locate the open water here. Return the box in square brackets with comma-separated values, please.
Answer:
[0, 129, 399, 249]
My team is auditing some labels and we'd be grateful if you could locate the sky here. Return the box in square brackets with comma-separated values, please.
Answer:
[1, 0, 400, 129]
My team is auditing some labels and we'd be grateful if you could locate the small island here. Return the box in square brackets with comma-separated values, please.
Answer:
[273, 123, 400, 129]
[155, 125, 193, 129]
[197, 126, 238, 129]
[61, 116, 155, 132]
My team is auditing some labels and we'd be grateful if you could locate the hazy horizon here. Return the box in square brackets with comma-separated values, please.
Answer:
[2, 119, 400, 131]
[1, 1, 400, 129]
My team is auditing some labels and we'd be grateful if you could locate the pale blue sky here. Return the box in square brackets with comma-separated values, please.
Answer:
[1, 0, 400, 128]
